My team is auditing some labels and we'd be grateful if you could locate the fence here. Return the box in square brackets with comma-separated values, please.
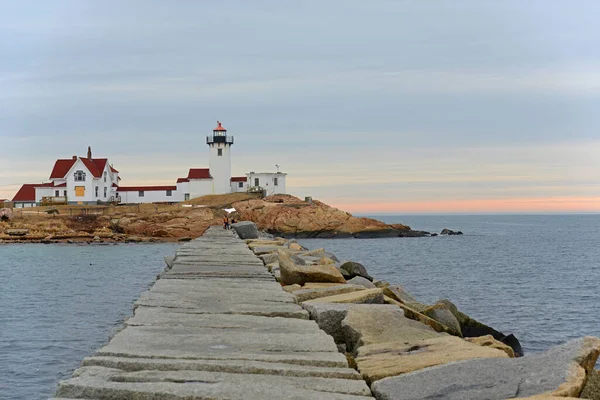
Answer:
[10, 202, 186, 219]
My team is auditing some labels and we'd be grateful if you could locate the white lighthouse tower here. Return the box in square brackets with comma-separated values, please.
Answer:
[207, 121, 234, 194]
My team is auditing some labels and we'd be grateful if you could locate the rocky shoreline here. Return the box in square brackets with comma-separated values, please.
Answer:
[0, 194, 468, 244]
[233, 221, 600, 399]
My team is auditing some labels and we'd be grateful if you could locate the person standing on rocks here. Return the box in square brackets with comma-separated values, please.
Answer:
[223, 215, 230, 230]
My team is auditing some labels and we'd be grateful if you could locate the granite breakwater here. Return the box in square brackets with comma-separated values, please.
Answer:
[54, 222, 600, 399]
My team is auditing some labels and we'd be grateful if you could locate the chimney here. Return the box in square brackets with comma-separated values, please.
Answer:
[72, 155, 77, 160]
[87, 146, 92, 159]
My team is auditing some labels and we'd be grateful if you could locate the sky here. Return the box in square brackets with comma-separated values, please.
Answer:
[1, 0, 600, 214]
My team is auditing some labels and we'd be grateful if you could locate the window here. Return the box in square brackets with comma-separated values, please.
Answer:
[274, 177, 278, 186]
[75, 186, 85, 197]
[55, 190, 59, 197]
[217, 148, 223, 156]
[104, 187, 107, 197]
[238, 182, 243, 188]
[166, 190, 172, 196]
[74, 170, 86, 181]
[184, 193, 190, 201]
[254, 178, 259, 186]
[63, 190, 67, 196]
[104, 172, 107, 182]
[139, 191, 145, 197]
[95, 186, 99, 197]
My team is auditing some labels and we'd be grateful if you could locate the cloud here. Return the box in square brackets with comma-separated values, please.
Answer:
[3, 1, 600, 212]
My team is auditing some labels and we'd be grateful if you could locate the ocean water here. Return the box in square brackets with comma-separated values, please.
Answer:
[0, 243, 178, 400]
[1, 215, 598, 398]
[299, 214, 600, 354]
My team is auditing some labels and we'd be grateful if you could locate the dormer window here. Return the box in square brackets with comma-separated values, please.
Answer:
[74, 170, 86, 181]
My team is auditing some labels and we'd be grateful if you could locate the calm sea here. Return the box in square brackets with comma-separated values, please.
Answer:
[0, 215, 598, 399]
[0, 242, 178, 400]
[300, 214, 600, 355]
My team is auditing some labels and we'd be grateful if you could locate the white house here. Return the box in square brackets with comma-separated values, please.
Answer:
[12, 122, 288, 206]
[12, 147, 121, 207]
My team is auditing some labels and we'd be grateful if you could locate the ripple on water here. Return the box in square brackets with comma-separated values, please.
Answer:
[0, 242, 178, 400]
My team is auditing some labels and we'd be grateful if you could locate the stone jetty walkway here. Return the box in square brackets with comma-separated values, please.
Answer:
[54, 227, 373, 399]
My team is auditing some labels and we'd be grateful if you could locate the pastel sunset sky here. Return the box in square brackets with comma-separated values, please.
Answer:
[1, 1, 600, 213]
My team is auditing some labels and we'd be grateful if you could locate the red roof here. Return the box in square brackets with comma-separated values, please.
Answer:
[54, 183, 67, 188]
[177, 178, 189, 183]
[213, 121, 226, 131]
[81, 158, 106, 178]
[49, 159, 76, 179]
[112, 183, 119, 187]
[12, 184, 36, 202]
[49, 157, 109, 179]
[117, 186, 176, 192]
[110, 165, 119, 173]
[187, 168, 212, 179]
[231, 176, 247, 182]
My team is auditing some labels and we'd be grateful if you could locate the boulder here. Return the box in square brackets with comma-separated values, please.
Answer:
[231, 221, 259, 239]
[423, 302, 462, 337]
[465, 335, 515, 358]
[288, 242, 304, 251]
[439, 299, 523, 356]
[347, 276, 376, 289]
[0, 208, 13, 220]
[303, 288, 384, 306]
[341, 305, 440, 354]
[382, 285, 417, 304]
[338, 261, 373, 281]
[356, 335, 510, 384]
[276, 250, 310, 267]
[340, 306, 509, 384]
[5, 228, 29, 236]
[293, 284, 366, 303]
[440, 228, 463, 235]
[319, 256, 336, 265]
[282, 284, 302, 293]
[384, 296, 458, 336]
[259, 252, 278, 265]
[371, 337, 600, 400]
[374, 280, 391, 288]
[581, 369, 600, 399]
[289, 252, 308, 266]
[324, 252, 340, 262]
[277, 250, 345, 286]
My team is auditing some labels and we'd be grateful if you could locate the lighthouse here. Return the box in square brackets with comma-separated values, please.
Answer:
[207, 121, 234, 194]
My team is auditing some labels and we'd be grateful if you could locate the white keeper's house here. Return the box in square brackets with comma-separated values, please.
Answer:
[12, 122, 287, 207]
